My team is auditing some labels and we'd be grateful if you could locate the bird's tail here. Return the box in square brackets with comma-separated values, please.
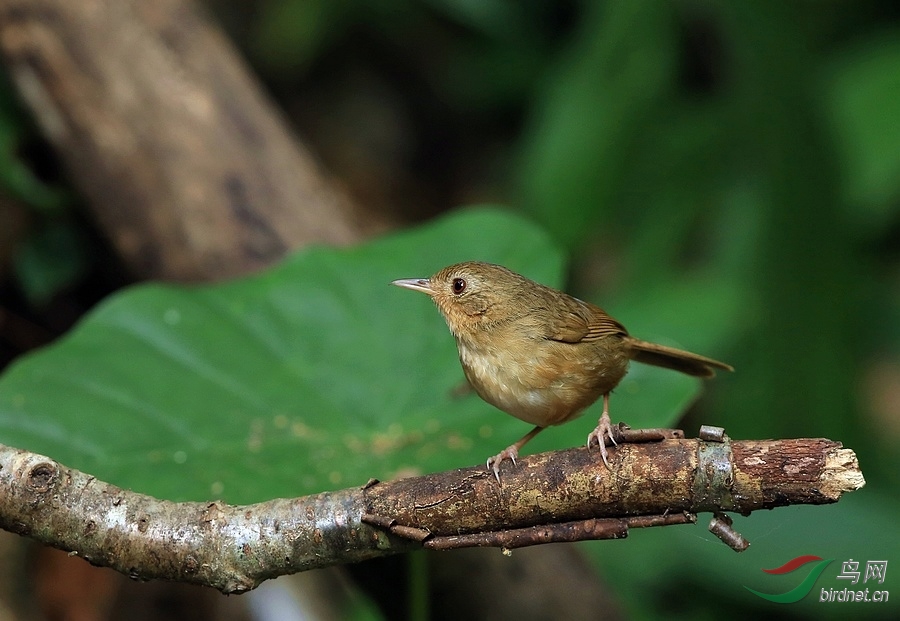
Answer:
[625, 337, 733, 378]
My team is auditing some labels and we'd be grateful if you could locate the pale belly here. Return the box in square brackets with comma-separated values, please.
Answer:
[457, 337, 629, 427]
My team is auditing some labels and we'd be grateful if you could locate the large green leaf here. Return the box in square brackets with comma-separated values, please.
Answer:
[0, 207, 705, 503]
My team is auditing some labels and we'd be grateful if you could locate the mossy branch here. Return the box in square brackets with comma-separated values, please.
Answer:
[0, 429, 864, 594]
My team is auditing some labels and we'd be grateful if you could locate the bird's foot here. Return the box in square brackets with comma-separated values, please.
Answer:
[586, 411, 617, 470]
[486, 445, 519, 483]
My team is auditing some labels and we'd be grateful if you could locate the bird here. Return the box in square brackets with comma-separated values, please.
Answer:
[392, 261, 732, 481]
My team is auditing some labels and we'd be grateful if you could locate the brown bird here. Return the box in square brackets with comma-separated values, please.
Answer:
[392, 261, 732, 481]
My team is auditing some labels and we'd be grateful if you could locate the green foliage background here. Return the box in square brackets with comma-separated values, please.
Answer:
[1, 0, 898, 619]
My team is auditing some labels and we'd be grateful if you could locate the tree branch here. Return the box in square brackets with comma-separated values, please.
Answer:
[0, 0, 383, 281]
[0, 430, 864, 594]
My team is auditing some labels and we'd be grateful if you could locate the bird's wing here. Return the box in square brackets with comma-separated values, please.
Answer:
[545, 296, 627, 343]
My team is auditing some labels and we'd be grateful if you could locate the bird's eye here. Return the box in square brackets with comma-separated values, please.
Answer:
[451, 278, 467, 294]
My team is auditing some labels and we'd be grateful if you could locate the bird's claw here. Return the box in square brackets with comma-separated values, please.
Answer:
[486, 446, 519, 483]
[587, 413, 616, 470]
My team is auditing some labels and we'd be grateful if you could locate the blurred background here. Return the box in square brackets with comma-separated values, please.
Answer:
[0, 0, 897, 619]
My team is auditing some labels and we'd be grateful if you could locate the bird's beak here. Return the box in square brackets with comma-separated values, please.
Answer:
[391, 278, 433, 295]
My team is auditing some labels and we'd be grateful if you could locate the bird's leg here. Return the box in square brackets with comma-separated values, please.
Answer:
[486, 425, 544, 483]
[586, 393, 616, 469]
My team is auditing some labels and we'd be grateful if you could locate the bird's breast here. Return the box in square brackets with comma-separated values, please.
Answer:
[455, 333, 629, 427]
